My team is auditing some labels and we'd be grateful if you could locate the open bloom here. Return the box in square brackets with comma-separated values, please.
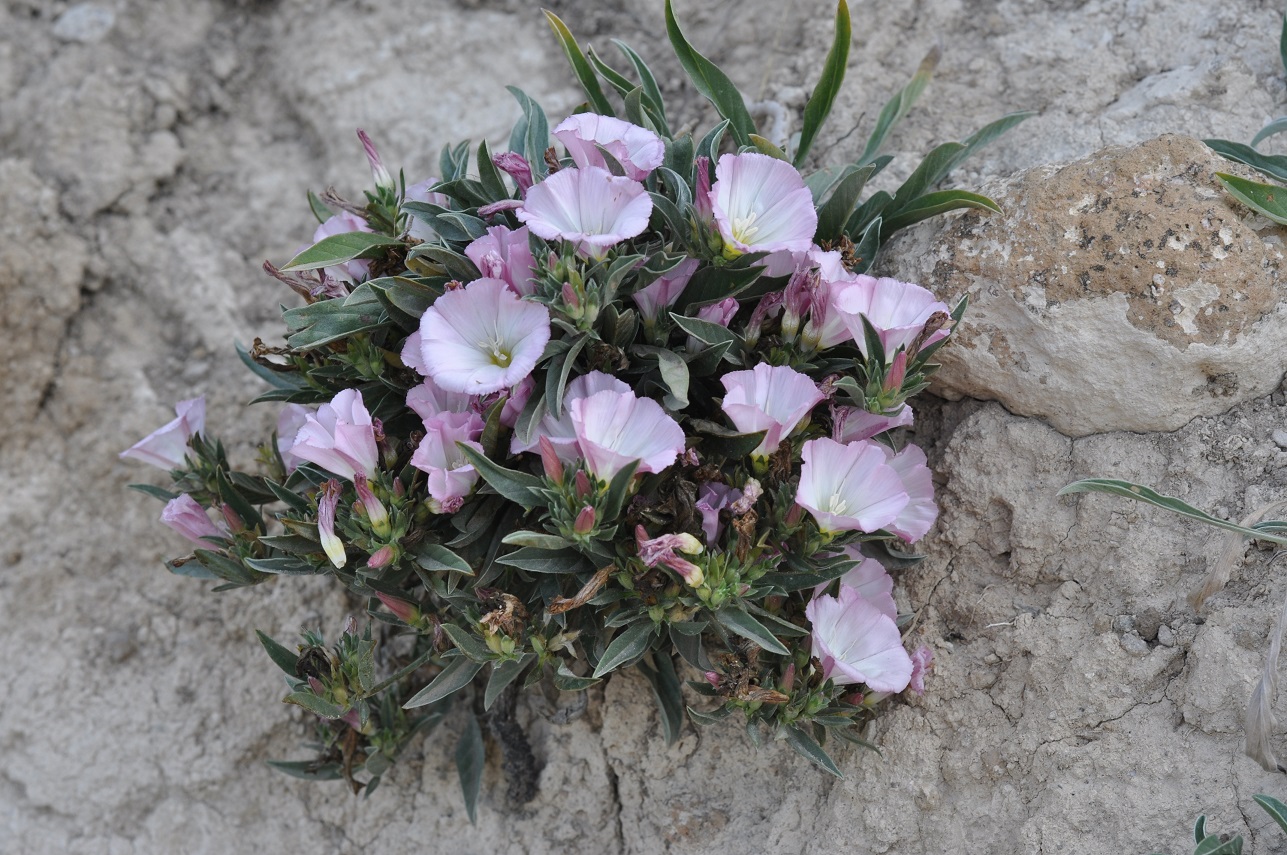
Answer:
[569, 388, 685, 481]
[834, 275, 951, 360]
[465, 225, 537, 296]
[796, 438, 908, 534]
[709, 152, 817, 256]
[406, 376, 475, 423]
[517, 166, 652, 256]
[160, 494, 228, 546]
[721, 363, 824, 460]
[120, 397, 205, 470]
[510, 370, 630, 458]
[410, 412, 485, 513]
[287, 388, 379, 482]
[882, 443, 938, 542]
[276, 404, 312, 473]
[553, 113, 665, 180]
[313, 210, 372, 284]
[632, 258, 699, 322]
[815, 549, 897, 622]
[418, 277, 551, 395]
[806, 584, 912, 692]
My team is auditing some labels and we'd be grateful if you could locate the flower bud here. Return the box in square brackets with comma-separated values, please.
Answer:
[704, 670, 721, 687]
[662, 554, 705, 588]
[366, 545, 395, 570]
[492, 151, 534, 193]
[318, 480, 347, 569]
[780, 663, 796, 693]
[694, 156, 713, 222]
[357, 129, 394, 191]
[539, 436, 564, 485]
[574, 470, 592, 498]
[160, 494, 228, 546]
[883, 350, 908, 394]
[353, 474, 391, 538]
[376, 591, 421, 624]
[573, 505, 596, 535]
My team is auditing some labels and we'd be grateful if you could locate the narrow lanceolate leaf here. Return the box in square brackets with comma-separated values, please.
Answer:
[880, 190, 1002, 235]
[612, 39, 671, 136]
[1251, 117, 1287, 149]
[458, 445, 547, 508]
[794, 0, 851, 167]
[267, 758, 342, 782]
[545, 11, 617, 116]
[857, 45, 940, 167]
[485, 655, 534, 710]
[415, 542, 476, 576]
[1058, 478, 1287, 546]
[284, 691, 347, 718]
[1204, 139, 1287, 183]
[1194, 814, 1208, 845]
[256, 630, 300, 676]
[1214, 172, 1287, 226]
[937, 111, 1036, 179]
[638, 653, 685, 746]
[749, 134, 789, 161]
[404, 656, 484, 708]
[456, 713, 485, 825]
[669, 313, 742, 348]
[440, 624, 493, 663]
[814, 163, 876, 243]
[782, 724, 844, 778]
[664, 0, 757, 146]
[592, 621, 658, 678]
[281, 232, 402, 271]
[715, 608, 790, 655]
[507, 86, 551, 181]
[1193, 834, 1244, 855]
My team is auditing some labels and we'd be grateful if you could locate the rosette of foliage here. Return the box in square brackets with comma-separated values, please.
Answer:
[122, 0, 1030, 815]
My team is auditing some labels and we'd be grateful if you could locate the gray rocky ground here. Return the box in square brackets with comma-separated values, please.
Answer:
[6, 0, 1287, 851]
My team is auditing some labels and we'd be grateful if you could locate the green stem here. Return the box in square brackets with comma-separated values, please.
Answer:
[361, 645, 438, 699]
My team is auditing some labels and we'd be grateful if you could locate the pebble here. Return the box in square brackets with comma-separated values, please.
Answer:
[1156, 625, 1176, 647]
[1119, 631, 1150, 657]
[53, 4, 115, 43]
[1273, 428, 1287, 450]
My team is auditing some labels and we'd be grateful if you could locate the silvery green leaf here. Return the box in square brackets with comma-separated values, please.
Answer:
[415, 543, 476, 576]
[266, 759, 342, 781]
[664, 0, 756, 146]
[545, 11, 616, 116]
[1254, 794, 1287, 835]
[857, 46, 939, 167]
[256, 630, 300, 676]
[485, 654, 535, 710]
[638, 653, 685, 745]
[715, 607, 789, 655]
[281, 232, 402, 272]
[592, 621, 658, 678]
[404, 656, 484, 708]
[440, 624, 493, 663]
[458, 446, 547, 508]
[1251, 117, 1287, 148]
[1205, 139, 1287, 183]
[284, 691, 348, 718]
[455, 714, 485, 825]
[782, 724, 844, 778]
[794, 0, 850, 167]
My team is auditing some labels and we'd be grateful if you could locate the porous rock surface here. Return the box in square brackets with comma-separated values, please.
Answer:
[6, 0, 1287, 852]
[884, 134, 1287, 437]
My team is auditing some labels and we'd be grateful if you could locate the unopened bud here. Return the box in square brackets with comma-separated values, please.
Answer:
[562, 281, 580, 312]
[574, 470, 592, 498]
[662, 554, 705, 588]
[539, 436, 564, 485]
[354, 474, 391, 538]
[219, 503, 245, 534]
[884, 350, 908, 394]
[694, 156, 713, 222]
[704, 670, 721, 687]
[672, 533, 704, 555]
[366, 545, 395, 570]
[376, 591, 421, 624]
[573, 505, 596, 535]
[785, 502, 804, 527]
[492, 151, 534, 193]
[780, 663, 796, 692]
[357, 129, 394, 191]
[318, 480, 346, 569]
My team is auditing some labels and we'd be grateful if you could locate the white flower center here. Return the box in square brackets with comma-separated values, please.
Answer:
[731, 212, 761, 244]
[478, 336, 513, 368]
[823, 492, 849, 516]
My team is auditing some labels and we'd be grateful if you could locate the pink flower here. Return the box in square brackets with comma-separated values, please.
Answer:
[401, 330, 427, 375]
[160, 494, 228, 546]
[120, 397, 205, 470]
[709, 153, 817, 256]
[815, 549, 897, 622]
[288, 389, 379, 482]
[410, 412, 485, 513]
[687, 297, 739, 351]
[834, 275, 951, 360]
[510, 370, 630, 457]
[552, 113, 665, 181]
[313, 211, 372, 284]
[492, 151, 534, 193]
[517, 166, 652, 257]
[696, 482, 743, 547]
[357, 129, 393, 191]
[720, 363, 824, 460]
[498, 376, 535, 429]
[465, 226, 537, 296]
[802, 278, 857, 351]
[881, 443, 938, 542]
[632, 258, 700, 322]
[418, 277, 551, 395]
[806, 585, 912, 692]
[277, 404, 311, 473]
[909, 645, 934, 696]
[795, 438, 908, 534]
[404, 178, 450, 243]
[569, 389, 685, 481]
[636, 526, 705, 587]
[406, 376, 475, 423]
[832, 404, 914, 444]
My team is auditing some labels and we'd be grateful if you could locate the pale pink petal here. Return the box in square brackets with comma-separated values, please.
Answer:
[633, 258, 699, 320]
[833, 404, 915, 444]
[510, 370, 631, 456]
[120, 397, 206, 470]
[883, 443, 938, 542]
[796, 438, 908, 534]
[517, 166, 652, 255]
[570, 389, 685, 481]
[834, 275, 951, 359]
[806, 586, 912, 692]
[711, 153, 817, 255]
[160, 494, 227, 545]
[553, 114, 665, 181]
[465, 226, 537, 296]
[721, 363, 823, 459]
[407, 376, 475, 423]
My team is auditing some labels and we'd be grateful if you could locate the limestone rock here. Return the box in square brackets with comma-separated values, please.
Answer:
[884, 135, 1287, 436]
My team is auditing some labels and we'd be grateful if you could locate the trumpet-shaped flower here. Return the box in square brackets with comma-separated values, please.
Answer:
[160, 494, 228, 546]
[418, 277, 551, 395]
[796, 438, 908, 534]
[553, 113, 665, 181]
[815, 549, 897, 622]
[517, 166, 652, 256]
[709, 152, 817, 256]
[882, 443, 938, 542]
[834, 275, 951, 360]
[287, 388, 379, 482]
[510, 370, 630, 457]
[120, 397, 206, 470]
[406, 376, 475, 423]
[410, 411, 485, 513]
[465, 225, 537, 296]
[806, 584, 912, 692]
[569, 389, 685, 481]
[276, 403, 312, 474]
[721, 363, 824, 460]
[632, 258, 699, 322]
[313, 210, 372, 284]
[696, 482, 743, 548]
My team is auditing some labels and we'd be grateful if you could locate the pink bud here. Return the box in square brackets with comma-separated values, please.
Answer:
[785, 503, 804, 527]
[574, 505, 596, 535]
[367, 545, 395, 569]
[704, 670, 721, 687]
[376, 591, 421, 624]
[219, 503, 245, 534]
[492, 151, 534, 193]
[308, 676, 326, 695]
[694, 156, 713, 221]
[353, 474, 391, 538]
[357, 129, 394, 191]
[780, 663, 796, 692]
[884, 350, 908, 394]
[160, 494, 228, 546]
[562, 282, 581, 311]
[318, 480, 346, 569]
[574, 470, 592, 498]
[663, 554, 705, 587]
[539, 436, 565, 485]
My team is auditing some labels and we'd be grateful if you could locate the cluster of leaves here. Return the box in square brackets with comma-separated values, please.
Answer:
[132, 0, 1029, 816]
[1161, 794, 1287, 855]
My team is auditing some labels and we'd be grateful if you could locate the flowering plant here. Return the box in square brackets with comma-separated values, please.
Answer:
[122, 1, 1026, 814]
